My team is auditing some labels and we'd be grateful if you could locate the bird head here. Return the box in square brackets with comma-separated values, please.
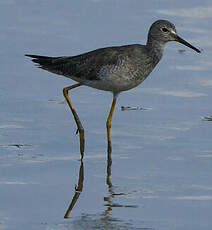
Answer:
[148, 20, 201, 53]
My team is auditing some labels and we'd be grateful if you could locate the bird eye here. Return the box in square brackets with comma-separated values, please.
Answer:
[161, 27, 169, 33]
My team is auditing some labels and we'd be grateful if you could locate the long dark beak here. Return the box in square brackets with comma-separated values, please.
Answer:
[175, 34, 201, 53]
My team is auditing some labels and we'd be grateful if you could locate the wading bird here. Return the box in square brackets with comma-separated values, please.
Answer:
[26, 20, 201, 159]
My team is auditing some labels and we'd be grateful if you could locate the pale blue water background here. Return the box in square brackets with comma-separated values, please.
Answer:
[0, 0, 212, 229]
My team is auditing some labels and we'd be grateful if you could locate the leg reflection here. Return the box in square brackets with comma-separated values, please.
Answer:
[64, 160, 84, 218]
[103, 151, 138, 219]
[64, 151, 137, 219]
[103, 150, 113, 217]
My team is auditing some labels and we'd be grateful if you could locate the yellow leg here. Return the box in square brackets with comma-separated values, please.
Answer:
[63, 83, 84, 159]
[106, 95, 117, 154]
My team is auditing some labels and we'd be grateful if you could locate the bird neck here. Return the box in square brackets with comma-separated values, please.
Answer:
[146, 37, 165, 61]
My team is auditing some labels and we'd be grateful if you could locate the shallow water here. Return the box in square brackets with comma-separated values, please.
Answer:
[0, 0, 212, 229]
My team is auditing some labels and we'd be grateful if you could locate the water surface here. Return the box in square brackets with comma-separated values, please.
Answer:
[0, 0, 212, 229]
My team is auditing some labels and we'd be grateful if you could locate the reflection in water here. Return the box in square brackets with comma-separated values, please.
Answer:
[64, 150, 138, 221]
[67, 213, 150, 230]
[103, 150, 138, 219]
[64, 160, 84, 218]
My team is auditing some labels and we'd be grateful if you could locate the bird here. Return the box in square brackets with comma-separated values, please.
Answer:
[25, 20, 201, 159]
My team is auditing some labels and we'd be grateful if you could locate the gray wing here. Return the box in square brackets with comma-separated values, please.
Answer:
[25, 45, 136, 81]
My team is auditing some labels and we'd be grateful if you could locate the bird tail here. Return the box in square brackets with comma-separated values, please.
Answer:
[25, 54, 74, 77]
[25, 54, 57, 67]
